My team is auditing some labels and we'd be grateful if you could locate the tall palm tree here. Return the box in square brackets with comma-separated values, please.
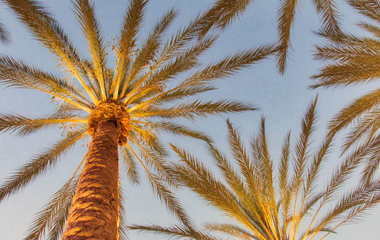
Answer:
[132, 97, 380, 240]
[0, 0, 276, 239]
[312, 0, 380, 185]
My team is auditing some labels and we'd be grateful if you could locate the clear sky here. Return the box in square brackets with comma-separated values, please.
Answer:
[0, 0, 380, 239]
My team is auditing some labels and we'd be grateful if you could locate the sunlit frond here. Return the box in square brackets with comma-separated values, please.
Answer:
[3, 0, 99, 103]
[119, 8, 177, 98]
[73, 0, 108, 100]
[0, 56, 93, 112]
[0, 112, 86, 136]
[131, 100, 256, 120]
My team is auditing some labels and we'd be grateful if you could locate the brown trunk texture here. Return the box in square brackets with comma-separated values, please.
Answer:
[62, 121, 119, 240]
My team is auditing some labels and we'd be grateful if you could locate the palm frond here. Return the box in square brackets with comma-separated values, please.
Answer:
[197, 0, 252, 37]
[131, 99, 256, 120]
[0, 112, 86, 136]
[358, 21, 380, 38]
[276, 0, 299, 74]
[0, 56, 93, 111]
[313, 0, 343, 38]
[120, 146, 140, 185]
[112, 0, 147, 98]
[349, 0, 380, 24]
[24, 173, 79, 240]
[307, 180, 380, 240]
[135, 120, 211, 142]
[0, 128, 87, 203]
[119, 182, 129, 240]
[119, 8, 177, 98]
[205, 223, 258, 239]
[327, 89, 380, 136]
[130, 224, 220, 240]
[2, 0, 99, 103]
[341, 109, 380, 153]
[182, 45, 276, 87]
[0, 20, 10, 44]
[72, 0, 108, 100]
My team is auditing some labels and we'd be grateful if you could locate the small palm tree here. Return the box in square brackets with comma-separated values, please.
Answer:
[312, 0, 380, 185]
[0, 0, 275, 239]
[132, 97, 380, 240]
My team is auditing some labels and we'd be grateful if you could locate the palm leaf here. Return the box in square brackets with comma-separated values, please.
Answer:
[72, 0, 108, 100]
[3, 0, 98, 102]
[0, 112, 86, 136]
[0, 128, 87, 203]
[131, 99, 256, 120]
[0, 20, 10, 44]
[25, 174, 79, 240]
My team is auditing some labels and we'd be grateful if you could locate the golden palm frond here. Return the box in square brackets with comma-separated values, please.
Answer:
[136, 98, 380, 240]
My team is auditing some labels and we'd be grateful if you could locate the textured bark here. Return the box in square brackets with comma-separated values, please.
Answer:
[62, 121, 119, 240]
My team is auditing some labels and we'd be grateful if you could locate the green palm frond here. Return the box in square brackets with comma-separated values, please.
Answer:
[0, 128, 87, 203]
[0, 112, 86, 136]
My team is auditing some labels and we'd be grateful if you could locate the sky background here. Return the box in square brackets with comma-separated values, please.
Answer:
[0, 0, 380, 239]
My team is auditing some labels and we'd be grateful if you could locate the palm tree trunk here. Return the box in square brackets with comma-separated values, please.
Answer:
[62, 121, 119, 240]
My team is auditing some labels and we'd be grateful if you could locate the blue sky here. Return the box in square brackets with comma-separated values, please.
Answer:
[0, 0, 380, 239]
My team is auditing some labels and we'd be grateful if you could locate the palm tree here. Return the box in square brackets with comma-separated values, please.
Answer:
[0, 0, 276, 239]
[312, 0, 380, 185]
[132, 97, 380, 240]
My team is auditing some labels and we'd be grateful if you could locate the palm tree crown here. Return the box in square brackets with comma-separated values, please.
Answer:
[0, 0, 275, 238]
[132, 98, 380, 240]
[313, 0, 380, 185]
